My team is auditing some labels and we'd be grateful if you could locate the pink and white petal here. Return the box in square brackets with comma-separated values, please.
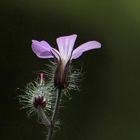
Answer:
[31, 40, 54, 58]
[51, 48, 61, 61]
[40, 41, 52, 49]
[56, 34, 77, 58]
[71, 41, 101, 59]
[36, 51, 54, 58]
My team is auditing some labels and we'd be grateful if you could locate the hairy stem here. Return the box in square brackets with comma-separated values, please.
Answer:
[46, 88, 62, 140]
[37, 107, 51, 127]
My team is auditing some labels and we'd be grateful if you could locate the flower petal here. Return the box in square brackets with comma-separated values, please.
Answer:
[71, 41, 101, 59]
[31, 40, 54, 58]
[51, 48, 61, 61]
[56, 34, 77, 59]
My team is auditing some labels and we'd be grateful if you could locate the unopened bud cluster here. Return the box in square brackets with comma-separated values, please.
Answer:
[19, 73, 54, 116]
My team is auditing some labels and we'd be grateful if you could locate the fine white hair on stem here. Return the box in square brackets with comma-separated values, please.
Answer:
[19, 60, 83, 139]
[19, 79, 56, 118]
[43, 60, 83, 99]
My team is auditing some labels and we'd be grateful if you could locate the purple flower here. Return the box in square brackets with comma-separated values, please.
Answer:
[32, 34, 101, 62]
[32, 34, 101, 88]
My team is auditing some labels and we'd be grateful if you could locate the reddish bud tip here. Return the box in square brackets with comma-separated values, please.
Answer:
[33, 95, 47, 108]
[39, 73, 45, 85]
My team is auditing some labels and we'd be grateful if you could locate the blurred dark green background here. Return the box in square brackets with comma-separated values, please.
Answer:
[1, 0, 140, 140]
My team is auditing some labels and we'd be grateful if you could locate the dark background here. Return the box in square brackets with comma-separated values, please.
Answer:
[1, 0, 140, 140]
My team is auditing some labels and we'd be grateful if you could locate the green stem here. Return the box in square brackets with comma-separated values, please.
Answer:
[46, 88, 62, 140]
[37, 107, 51, 127]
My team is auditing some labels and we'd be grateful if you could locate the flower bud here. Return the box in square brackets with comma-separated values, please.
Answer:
[33, 95, 47, 108]
[19, 73, 54, 116]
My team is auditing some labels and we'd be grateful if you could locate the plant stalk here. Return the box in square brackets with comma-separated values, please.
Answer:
[37, 107, 51, 127]
[46, 88, 62, 140]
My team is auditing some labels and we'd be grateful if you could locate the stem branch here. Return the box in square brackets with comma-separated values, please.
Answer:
[38, 107, 51, 127]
